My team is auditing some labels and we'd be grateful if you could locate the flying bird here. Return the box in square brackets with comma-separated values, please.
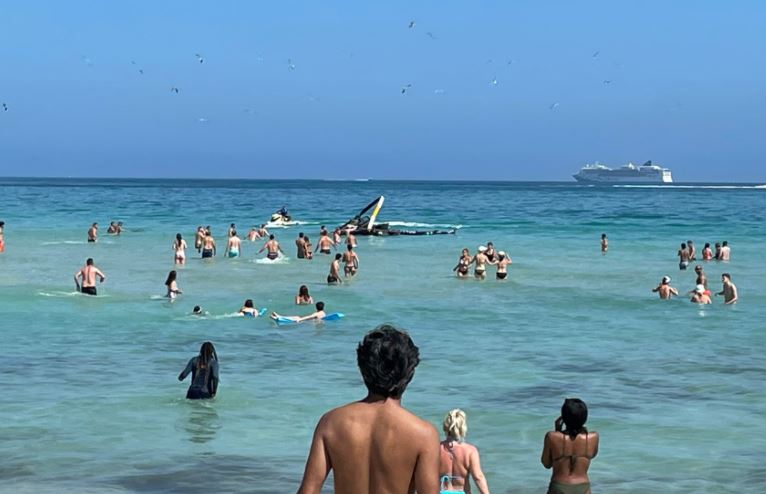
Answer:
[408, 20, 415, 29]
[425, 32, 436, 39]
[490, 77, 499, 86]
[138, 69, 144, 75]
[195, 53, 204, 64]
[592, 51, 600, 59]
[170, 87, 180, 94]
[603, 79, 612, 85]
[288, 58, 296, 70]
[549, 102, 560, 110]
[2, 103, 7, 112]
[401, 84, 412, 94]
[433, 89, 445, 95]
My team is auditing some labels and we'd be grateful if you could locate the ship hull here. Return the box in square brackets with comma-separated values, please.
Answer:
[573, 174, 673, 184]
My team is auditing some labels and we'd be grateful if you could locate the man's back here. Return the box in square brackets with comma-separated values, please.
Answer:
[301, 399, 439, 494]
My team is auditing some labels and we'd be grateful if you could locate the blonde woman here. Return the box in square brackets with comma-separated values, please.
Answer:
[439, 409, 490, 494]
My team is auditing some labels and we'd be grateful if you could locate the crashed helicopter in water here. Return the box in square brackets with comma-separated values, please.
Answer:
[338, 196, 457, 236]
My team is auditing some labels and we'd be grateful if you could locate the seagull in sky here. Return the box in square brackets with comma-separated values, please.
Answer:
[425, 32, 436, 39]
[491, 77, 499, 86]
[401, 84, 412, 94]
[408, 20, 416, 29]
[603, 79, 612, 85]
[131, 61, 144, 74]
[170, 87, 180, 94]
[2, 103, 7, 112]
[195, 53, 204, 64]
[549, 102, 560, 110]
[288, 58, 296, 70]
[592, 51, 600, 59]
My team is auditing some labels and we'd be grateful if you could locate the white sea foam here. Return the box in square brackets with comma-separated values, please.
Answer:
[254, 255, 290, 264]
[387, 221, 462, 229]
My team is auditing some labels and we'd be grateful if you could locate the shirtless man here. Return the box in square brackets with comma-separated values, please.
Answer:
[0, 221, 5, 253]
[690, 284, 712, 304]
[319, 225, 328, 237]
[258, 234, 284, 260]
[87, 223, 98, 243]
[257, 224, 270, 238]
[346, 231, 357, 248]
[225, 230, 242, 258]
[694, 265, 708, 292]
[720, 241, 731, 261]
[652, 276, 679, 299]
[74, 258, 106, 296]
[687, 240, 696, 261]
[296, 232, 307, 259]
[247, 226, 259, 241]
[677, 242, 690, 270]
[343, 244, 359, 277]
[270, 301, 326, 323]
[328, 254, 342, 284]
[333, 227, 342, 246]
[601, 233, 608, 254]
[107, 221, 118, 234]
[315, 231, 334, 254]
[194, 226, 206, 252]
[716, 273, 738, 304]
[472, 246, 489, 279]
[116, 221, 124, 234]
[201, 232, 216, 258]
[297, 325, 439, 494]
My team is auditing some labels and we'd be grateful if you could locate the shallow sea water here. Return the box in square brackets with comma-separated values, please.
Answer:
[1, 179, 765, 493]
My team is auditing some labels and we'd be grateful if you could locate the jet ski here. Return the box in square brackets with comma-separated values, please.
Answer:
[339, 196, 457, 236]
[267, 207, 297, 227]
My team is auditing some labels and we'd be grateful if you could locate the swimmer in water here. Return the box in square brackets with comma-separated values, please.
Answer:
[333, 227, 342, 246]
[471, 246, 489, 279]
[652, 276, 679, 299]
[74, 257, 106, 295]
[343, 244, 359, 277]
[687, 240, 696, 261]
[172, 233, 187, 265]
[201, 231, 216, 258]
[720, 241, 731, 261]
[702, 242, 713, 261]
[328, 253, 343, 284]
[678, 242, 690, 270]
[178, 341, 219, 400]
[194, 226, 205, 252]
[694, 265, 709, 292]
[714, 242, 722, 260]
[225, 230, 242, 258]
[601, 233, 608, 254]
[439, 409, 491, 494]
[484, 242, 496, 262]
[247, 226, 259, 241]
[228, 223, 236, 238]
[165, 270, 182, 299]
[0, 220, 5, 253]
[257, 224, 270, 238]
[315, 230, 334, 255]
[495, 251, 512, 280]
[453, 248, 472, 278]
[116, 221, 124, 235]
[258, 234, 284, 260]
[239, 299, 261, 317]
[716, 273, 738, 304]
[303, 235, 313, 260]
[192, 305, 204, 316]
[270, 301, 326, 323]
[107, 221, 118, 234]
[87, 222, 98, 243]
[296, 232, 306, 259]
[346, 230, 357, 249]
[295, 285, 314, 305]
[690, 284, 712, 304]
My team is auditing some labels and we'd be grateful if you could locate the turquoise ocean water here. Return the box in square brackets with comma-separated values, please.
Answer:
[1, 179, 765, 493]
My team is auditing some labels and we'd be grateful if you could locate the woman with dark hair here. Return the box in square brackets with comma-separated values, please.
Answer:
[453, 248, 472, 278]
[541, 398, 599, 494]
[295, 285, 313, 305]
[172, 233, 187, 265]
[165, 270, 182, 299]
[178, 342, 219, 400]
[239, 299, 260, 317]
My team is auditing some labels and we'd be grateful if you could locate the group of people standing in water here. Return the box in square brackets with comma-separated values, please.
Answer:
[454, 241, 512, 280]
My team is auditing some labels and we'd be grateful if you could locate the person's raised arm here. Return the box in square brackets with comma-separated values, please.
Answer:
[725, 285, 738, 304]
[297, 416, 332, 494]
[469, 447, 491, 494]
[413, 424, 440, 494]
[651, 285, 660, 293]
[670, 287, 679, 296]
[178, 358, 195, 381]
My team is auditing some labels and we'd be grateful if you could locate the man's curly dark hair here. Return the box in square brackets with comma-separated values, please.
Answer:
[356, 324, 420, 398]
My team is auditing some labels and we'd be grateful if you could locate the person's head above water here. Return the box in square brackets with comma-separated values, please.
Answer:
[231, 230, 237, 237]
[269, 234, 275, 240]
[704, 242, 710, 248]
[695, 265, 703, 273]
[165, 270, 177, 286]
[198, 341, 217, 365]
[299, 285, 310, 297]
[681, 242, 686, 249]
[347, 244, 353, 251]
[176, 233, 182, 241]
[192, 305, 202, 314]
[601, 233, 606, 239]
[86, 258, 94, 266]
[498, 251, 506, 260]
[244, 299, 254, 308]
[723, 240, 728, 247]
[316, 301, 325, 311]
[335, 253, 342, 260]
[299, 232, 304, 238]
[722, 273, 732, 281]
[662, 276, 671, 285]
[443, 408, 467, 442]
[356, 324, 420, 399]
[561, 398, 588, 438]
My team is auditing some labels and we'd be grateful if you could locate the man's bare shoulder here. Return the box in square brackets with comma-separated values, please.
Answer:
[320, 401, 437, 437]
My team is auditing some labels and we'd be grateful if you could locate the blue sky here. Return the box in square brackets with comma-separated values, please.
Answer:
[0, 0, 764, 181]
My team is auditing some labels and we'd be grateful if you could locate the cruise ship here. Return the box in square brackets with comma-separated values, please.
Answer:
[573, 161, 673, 184]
